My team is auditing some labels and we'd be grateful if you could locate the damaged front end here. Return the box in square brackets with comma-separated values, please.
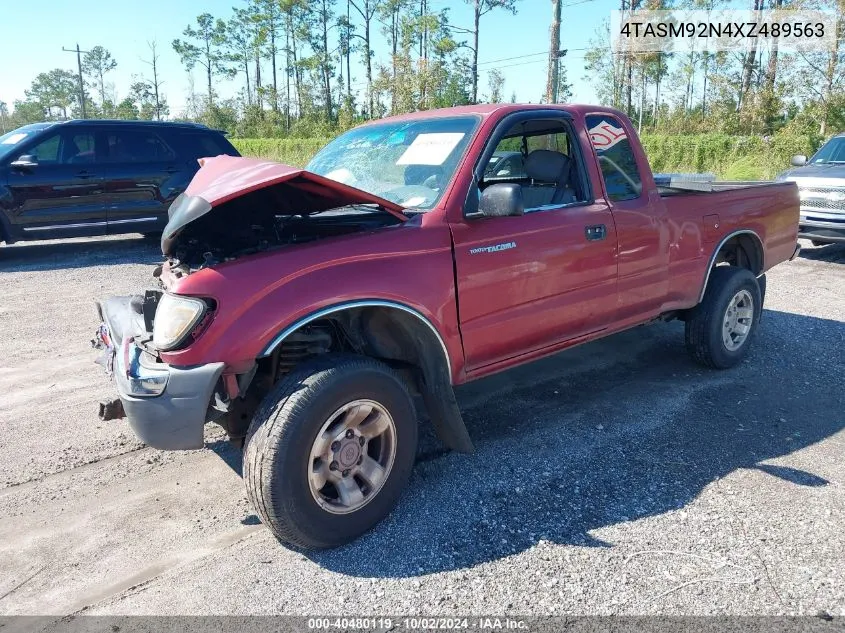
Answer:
[92, 291, 224, 450]
[158, 155, 407, 272]
[91, 155, 409, 450]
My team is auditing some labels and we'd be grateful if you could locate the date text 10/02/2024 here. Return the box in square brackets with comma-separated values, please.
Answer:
[307, 618, 529, 630]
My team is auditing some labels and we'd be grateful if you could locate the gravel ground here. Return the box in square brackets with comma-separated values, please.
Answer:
[0, 236, 842, 618]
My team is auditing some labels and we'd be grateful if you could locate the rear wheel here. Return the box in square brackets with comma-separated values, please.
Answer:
[685, 266, 762, 369]
[243, 355, 418, 549]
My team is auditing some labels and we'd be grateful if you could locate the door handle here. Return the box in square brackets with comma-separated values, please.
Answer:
[75, 170, 93, 179]
[585, 224, 607, 241]
[164, 166, 178, 174]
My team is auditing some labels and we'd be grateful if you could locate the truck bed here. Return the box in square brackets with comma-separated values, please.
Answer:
[655, 173, 775, 195]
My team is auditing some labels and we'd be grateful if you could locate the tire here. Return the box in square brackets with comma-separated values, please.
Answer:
[685, 266, 762, 369]
[243, 354, 418, 549]
[757, 273, 766, 309]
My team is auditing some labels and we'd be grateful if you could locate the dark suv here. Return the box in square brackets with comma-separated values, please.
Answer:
[0, 120, 239, 244]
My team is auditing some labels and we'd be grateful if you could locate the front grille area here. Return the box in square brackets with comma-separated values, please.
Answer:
[803, 197, 845, 211]
[799, 186, 845, 213]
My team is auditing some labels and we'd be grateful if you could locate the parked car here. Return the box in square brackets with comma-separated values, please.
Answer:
[777, 133, 845, 245]
[92, 104, 800, 550]
[0, 120, 239, 244]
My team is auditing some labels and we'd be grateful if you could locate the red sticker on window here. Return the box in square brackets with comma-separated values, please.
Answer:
[588, 122, 627, 150]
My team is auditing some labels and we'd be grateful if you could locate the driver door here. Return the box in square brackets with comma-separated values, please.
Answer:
[450, 114, 619, 373]
[6, 127, 107, 237]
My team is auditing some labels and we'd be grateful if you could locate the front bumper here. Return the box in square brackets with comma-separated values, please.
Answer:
[94, 296, 224, 450]
[798, 221, 845, 243]
[799, 209, 845, 244]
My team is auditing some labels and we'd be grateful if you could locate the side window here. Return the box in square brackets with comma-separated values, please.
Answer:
[484, 131, 572, 181]
[585, 114, 642, 201]
[18, 132, 95, 165]
[177, 132, 235, 160]
[480, 118, 585, 210]
[105, 130, 175, 163]
[484, 151, 526, 180]
[63, 132, 96, 164]
[25, 134, 61, 164]
[526, 131, 570, 155]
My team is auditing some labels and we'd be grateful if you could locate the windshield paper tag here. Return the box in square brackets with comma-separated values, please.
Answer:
[397, 133, 465, 166]
[1, 133, 27, 145]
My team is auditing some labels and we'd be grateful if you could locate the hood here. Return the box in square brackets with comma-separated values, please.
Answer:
[161, 155, 408, 256]
[777, 163, 845, 182]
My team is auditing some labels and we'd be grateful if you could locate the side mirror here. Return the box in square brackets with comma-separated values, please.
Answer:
[790, 155, 807, 167]
[479, 183, 524, 218]
[11, 155, 37, 169]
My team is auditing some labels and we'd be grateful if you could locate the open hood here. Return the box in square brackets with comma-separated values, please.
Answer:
[778, 163, 845, 181]
[161, 155, 408, 256]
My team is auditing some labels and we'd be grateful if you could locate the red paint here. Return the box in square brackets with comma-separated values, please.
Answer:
[185, 155, 408, 220]
[159, 105, 800, 385]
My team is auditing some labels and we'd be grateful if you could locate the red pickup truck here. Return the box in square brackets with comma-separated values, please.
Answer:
[93, 104, 800, 549]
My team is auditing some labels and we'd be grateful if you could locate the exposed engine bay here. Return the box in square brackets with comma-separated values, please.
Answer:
[164, 210, 401, 273]
[158, 182, 405, 275]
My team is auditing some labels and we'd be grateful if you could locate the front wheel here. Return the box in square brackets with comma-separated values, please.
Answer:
[243, 355, 418, 549]
[685, 266, 762, 369]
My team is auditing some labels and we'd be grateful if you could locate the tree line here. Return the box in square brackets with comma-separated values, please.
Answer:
[1, 0, 842, 143]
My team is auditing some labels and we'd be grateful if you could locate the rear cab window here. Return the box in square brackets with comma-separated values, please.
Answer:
[586, 114, 643, 201]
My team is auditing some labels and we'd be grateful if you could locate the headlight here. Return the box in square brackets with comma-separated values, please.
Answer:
[153, 293, 208, 351]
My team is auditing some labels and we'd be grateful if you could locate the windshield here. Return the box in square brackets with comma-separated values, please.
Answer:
[809, 137, 845, 164]
[306, 116, 479, 210]
[0, 124, 49, 161]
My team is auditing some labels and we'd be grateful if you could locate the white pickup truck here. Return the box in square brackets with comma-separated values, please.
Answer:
[778, 133, 845, 245]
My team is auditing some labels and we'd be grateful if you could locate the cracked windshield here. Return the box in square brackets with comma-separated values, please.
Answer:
[306, 116, 478, 210]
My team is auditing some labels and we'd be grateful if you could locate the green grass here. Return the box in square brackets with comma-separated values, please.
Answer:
[639, 133, 816, 180]
[233, 132, 819, 180]
[231, 138, 330, 167]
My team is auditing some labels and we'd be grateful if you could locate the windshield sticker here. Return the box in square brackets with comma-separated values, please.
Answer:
[324, 167, 356, 185]
[401, 195, 428, 207]
[396, 132, 465, 166]
[588, 122, 627, 151]
[1, 133, 27, 145]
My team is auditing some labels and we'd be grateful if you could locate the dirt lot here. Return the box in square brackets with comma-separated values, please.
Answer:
[0, 236, 842, 617]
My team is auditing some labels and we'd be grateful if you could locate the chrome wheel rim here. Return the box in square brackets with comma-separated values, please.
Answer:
[722, 289, 754, 351]
[307, 399, 397, 515]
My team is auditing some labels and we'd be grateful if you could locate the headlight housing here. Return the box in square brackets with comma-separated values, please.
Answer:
[152, 293, 208, 351]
